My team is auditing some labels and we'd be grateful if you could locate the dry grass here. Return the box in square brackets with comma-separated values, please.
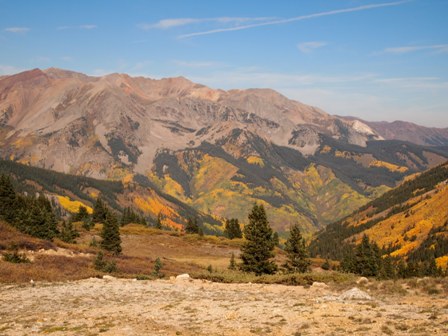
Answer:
[0, 255, 97, 283]
[192, 269, 356, 285]
[0, 221, 55, 251]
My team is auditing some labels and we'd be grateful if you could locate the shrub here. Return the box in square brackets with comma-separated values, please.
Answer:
[3, 250, 30, 263]
[93, 251, 117, 273]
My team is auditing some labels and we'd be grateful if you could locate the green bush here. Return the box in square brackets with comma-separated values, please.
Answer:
[93, 251, 117, 273]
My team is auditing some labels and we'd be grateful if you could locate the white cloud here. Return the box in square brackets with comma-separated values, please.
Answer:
[80, 24, 97, 30]
[383, 44, 448, 54]
[298, 41, 327, 53]
[178, 1, 409, 38]
[140, 17, 275, 30]
[4, 27, 30, 33]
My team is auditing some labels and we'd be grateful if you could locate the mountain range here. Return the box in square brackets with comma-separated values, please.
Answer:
[1, 68, 448, 234]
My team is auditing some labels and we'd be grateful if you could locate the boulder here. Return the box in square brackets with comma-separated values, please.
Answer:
[356, 277, 369, 285]
[102, 275, 116, 281]
[338, 287, 372, 301]
[311, 282, 329, 290]
[175, 273, 191, 281]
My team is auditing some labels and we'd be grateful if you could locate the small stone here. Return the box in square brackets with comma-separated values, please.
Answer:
[103, 275, 116, 280]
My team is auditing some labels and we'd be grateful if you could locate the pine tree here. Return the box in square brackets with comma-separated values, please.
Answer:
[92, 197, 108, 223]
[224, 218, 242, 239]
[152, 257, 164, 278]
[73, 205, 90, 222]
[155, 212, 163, 229]
[239, 204, 277, 275]
[283, 224, 310, 273]
[354, 235, 380, 277]
[100, 211, 122, 255]
[378, 255, 396, 279]
[272, 232, 280, 247]
[341, 246, 356, 273]
[228, 253, 236, 270]
[59, 220, 79, 243]
[185, 217, 200, 234]
[424, 258, 438, 277]
[0, 174, 17, 222]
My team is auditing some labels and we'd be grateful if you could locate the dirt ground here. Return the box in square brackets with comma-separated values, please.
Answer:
[1, 277, 447, 336]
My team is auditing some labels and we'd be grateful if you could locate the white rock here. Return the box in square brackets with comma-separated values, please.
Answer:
[356, 277, 369, 285]
[175, 273, 190, 280]
[338, 287, 372, 301]
[102, 275, 116, 280]
[310, 282, 329, 290]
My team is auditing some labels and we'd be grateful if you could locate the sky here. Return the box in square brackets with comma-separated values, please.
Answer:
[1, 0, 447, 127]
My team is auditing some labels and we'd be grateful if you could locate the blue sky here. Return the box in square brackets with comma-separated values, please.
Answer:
[1, 0, 447, 127]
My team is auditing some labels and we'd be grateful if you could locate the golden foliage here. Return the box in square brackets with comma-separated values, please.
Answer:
[164, 175, 186, 201]
[436, 256, 448, 269]
[320, 145, 332, 154]
[133, 195, 183, 230]
[57, 196, 93, 214]
[246, 155, 265, 167]
[360, 185, 448, 257]
[192, 154, 238, 195]
[122, 173, 134, 185]
[369, 160, 408, 173]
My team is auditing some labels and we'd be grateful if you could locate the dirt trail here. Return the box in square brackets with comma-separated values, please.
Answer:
[0, 277, 447, 335]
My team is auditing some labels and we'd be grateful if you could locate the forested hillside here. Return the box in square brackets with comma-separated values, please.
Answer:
[310, 162, 448, 275]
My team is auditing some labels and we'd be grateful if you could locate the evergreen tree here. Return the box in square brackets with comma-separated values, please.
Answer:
[272, 232, 280, 247]
[82, 216, 93, 230]
[17, 195, 58, 240]
[283, 224, 310, 273]
[424, 258, 438, 277]
[59, 220, 79, 243]
[100, 210, 122, 255]
[0, 174, 17, 222]
[239, 204, 277, 275]
[92, 197, 108, 223]
[378, 255, 396, 279]
[73, 205, 90, 222]
[152, 257, 164, 278]
[155, 212, 163, 229]
[353, 235, 380, 276]
[224, 218, 242, 239]
[185, 217, 200, 234]
[228, 253, 236, 270]
[341, 246, 356, 273]
[397, 259, 408, 278]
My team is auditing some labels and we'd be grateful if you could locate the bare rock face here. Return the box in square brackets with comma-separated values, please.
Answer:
[0, 68, 383, 177]
[338, 287, 372, 301]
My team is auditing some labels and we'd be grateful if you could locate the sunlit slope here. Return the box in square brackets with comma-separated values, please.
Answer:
[0, 160, 220, 232]
[311, 162, 448, 267]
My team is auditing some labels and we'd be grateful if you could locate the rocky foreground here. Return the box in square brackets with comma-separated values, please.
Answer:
[1, 276, 447, 336]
